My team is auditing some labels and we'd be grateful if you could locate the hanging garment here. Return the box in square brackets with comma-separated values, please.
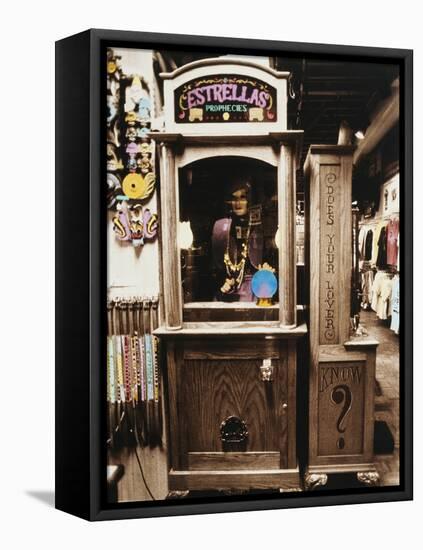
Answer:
[361, 268, 374, 308]
[376, 225, 388, 269]
[387, 218, 400, 267]
[370, 271, 383, 313]
[371, 271, 393, 320]
[371, 221, 384, 266]
[358, 226, 367, 270]
[379, 276, 393, 320]
[364, 229, 373, 261]
[390, 276, 400, 334]
[358, 226, 367, 260]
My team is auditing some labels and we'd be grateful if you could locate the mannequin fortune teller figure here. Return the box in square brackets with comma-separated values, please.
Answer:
[212, 178, 264, 302]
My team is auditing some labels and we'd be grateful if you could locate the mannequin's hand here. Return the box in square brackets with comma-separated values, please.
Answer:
[221, 278, 235, 293]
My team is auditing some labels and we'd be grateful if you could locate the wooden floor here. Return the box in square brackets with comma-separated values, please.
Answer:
[361, 309, 400, 487]
[109, 443, 169, 502]
[108, 397, 169, 502]
[315, 310, 400, 492]
[110, 309, 400, 502]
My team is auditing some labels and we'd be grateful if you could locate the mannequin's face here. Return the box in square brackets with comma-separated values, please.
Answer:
[231, 188, 249, 216]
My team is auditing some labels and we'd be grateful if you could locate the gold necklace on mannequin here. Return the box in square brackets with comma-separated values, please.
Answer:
[222, 220, 251, 292]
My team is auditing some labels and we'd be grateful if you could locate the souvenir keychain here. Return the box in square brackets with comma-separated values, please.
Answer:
[126, 299, 139, 446]
[151, 298, 162, 444]
[125, 75, 145, 112]
[138, 298, 148, 444]
[126, 141, 138, 172]
[143, 208, 158, 240]
[116, 300, 130, 444]
[129, 206, 145, 247]
[137, 96, 151, 121]
[107, 119, 121, 148]
[143, 298, 155, 444]
[121, 172, 156, 201]
[132, 299, 145, 445]
[107, 143, 124, 171]
[112, 203, 131, 241]
[107, 94, 118, 125]
[107, 300, 117, 447]
[121, 300, 136, 446]
[107, 173, 122, 210]
[112, 299, 125, 448]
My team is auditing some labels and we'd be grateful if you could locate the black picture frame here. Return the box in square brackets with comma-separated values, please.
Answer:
[55, 28, 413, 521]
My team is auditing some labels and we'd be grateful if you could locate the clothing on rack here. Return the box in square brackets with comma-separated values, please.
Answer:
[364, 229, 373, 261]
[358, 226, 375, 269]
[387, 217, 399, 267]
[371, 221, 384, 267]
[371, 271, 394, 320]
[360, 264, 374, 309]
[358, 226, 367, 260]
[390, 275, 400, 334]
[368, 215, 400, 269]
[376, 225, 388, 269]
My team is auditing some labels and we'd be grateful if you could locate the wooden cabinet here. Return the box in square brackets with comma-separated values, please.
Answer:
[156, 330, 306, 492]
[151, 58, 306, 495]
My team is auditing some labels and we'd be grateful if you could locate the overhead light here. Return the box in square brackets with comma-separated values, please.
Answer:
[355, 130, 365, 140]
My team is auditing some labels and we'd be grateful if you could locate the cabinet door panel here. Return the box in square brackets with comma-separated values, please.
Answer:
[178, 350, 288, 466]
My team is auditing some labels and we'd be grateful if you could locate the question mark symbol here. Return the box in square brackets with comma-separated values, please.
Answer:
[330, 384, 352, 449]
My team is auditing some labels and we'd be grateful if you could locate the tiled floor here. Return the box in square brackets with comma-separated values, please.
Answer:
[360, 309, 400, 486]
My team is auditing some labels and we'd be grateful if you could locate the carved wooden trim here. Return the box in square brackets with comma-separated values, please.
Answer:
[166, 341, 181, 470]
[168, 468, 300, 491]
[188, 451, 280, 471]
[278, 143, 297, 328]
[154, 322, 308, 337]
[159, 142, 183, 329]
[286, 339, 297, 469]
[159, 57, 290, 80]
[304, 472, 328, 490]
[357, 470, 380, 486]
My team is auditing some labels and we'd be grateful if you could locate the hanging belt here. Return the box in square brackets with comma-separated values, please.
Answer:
[122, 334, 132, 403]
[115, 335, 125, 403]
[139, 335, 146, 401]
[107, 336, 116, 403]
[144, 333, 154, 401]
[132, 335, 141, 403]
[152, 334, 160, 403]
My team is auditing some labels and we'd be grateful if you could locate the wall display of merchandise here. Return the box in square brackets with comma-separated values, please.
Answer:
[296, 198, 305, 265]
[358, 173, 400, 334]
[107, 48, 158, 248]
[107, 297, 162, 450]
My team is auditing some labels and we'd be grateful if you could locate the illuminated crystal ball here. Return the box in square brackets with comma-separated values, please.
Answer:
[251, 269, 278, 298]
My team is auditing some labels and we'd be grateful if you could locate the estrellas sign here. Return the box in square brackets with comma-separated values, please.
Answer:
[174, 74, 277, 123]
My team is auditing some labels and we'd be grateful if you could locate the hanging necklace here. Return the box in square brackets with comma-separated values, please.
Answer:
[223, 218, 251, 290]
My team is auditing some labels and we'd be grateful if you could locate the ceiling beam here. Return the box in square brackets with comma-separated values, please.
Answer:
[353, 80, 399, 165]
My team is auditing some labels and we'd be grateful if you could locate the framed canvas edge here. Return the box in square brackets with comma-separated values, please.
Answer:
[55, 28, 413, 522]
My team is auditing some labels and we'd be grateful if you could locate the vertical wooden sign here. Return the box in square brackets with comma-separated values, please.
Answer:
[319, 165, 341, 345]
[317, 360, 365, 456]
[304, 145, 379, 489]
